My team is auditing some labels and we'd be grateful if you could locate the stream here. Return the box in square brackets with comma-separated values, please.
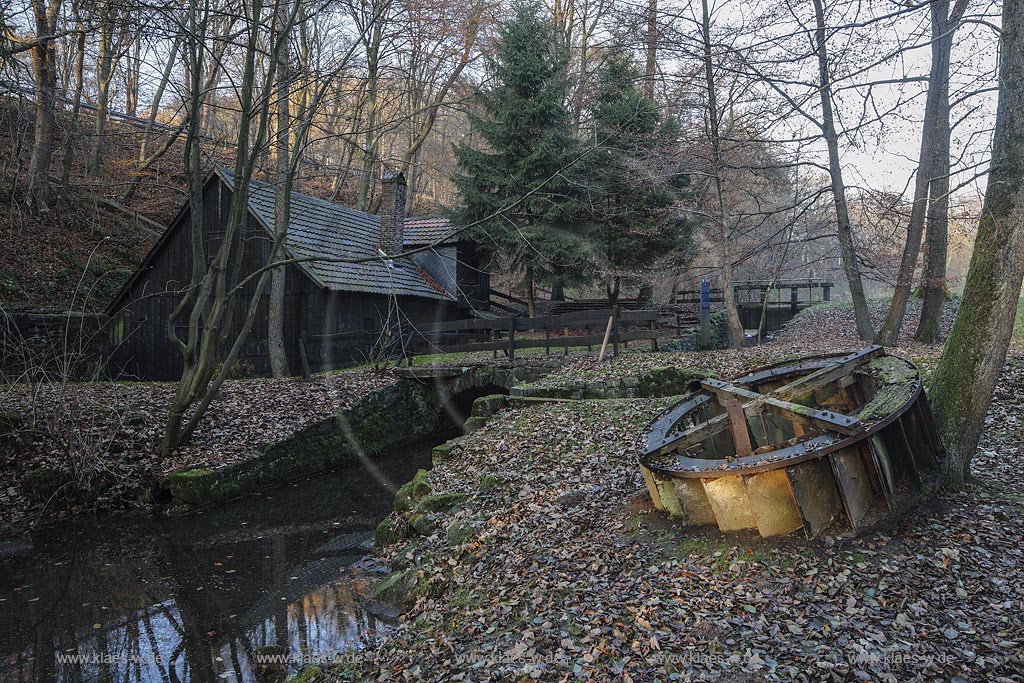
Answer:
[0, 442, 435, 683]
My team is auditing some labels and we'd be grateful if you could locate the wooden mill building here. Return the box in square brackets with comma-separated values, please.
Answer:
[107, 168, 488, 380]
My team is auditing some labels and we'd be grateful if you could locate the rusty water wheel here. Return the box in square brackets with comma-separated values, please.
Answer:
[637, 346, 944, 538]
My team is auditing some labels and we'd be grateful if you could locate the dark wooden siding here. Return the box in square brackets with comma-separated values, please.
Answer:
[108, 175, 459, 380]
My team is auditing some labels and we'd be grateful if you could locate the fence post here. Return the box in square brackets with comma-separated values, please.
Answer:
[298, 332, 311, 380]
[545, 322, 551, 355]
[612, 305, 620, 357]
[508, 317, 516, 361]
[650, 314, 658, 351]
[700, 278, 711, 350]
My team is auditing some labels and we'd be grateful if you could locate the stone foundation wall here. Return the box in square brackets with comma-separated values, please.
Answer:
[1, 311, 112, 382]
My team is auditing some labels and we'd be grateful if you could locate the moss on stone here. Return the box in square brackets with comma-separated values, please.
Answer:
[375, 517, 411, 546]
[370, 567, 419, 608]
[446, 520, 474, 546]
[394, 469, 432, 512]
[637, 367, 705, 398]
[462, 416, 488, 433]
[286, 666, 323, 683]
[159, 468, 215, 505]
[409, 513, 438, 536]
[478, 474, 505, 492]
[417, 491, 468, 512]
[22, 467, 69, 501]
[470, 394, 509, 418]
[431, 439, 460, 466]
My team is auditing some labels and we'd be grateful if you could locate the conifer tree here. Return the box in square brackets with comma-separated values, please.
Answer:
[587, 50, 692, 303]
[453, 0, 590, 314]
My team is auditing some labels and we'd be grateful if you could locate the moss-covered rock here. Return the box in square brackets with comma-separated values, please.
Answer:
[417, 491, 468, 512]
[370, 567, 420, 608]
[637, 367, 705, 397]
[446, 520, 474, 546]
[286, 666, 323, 683]
[478, 474, 505, 492]
[394, 468, 432, 512]
[431, 439, 461, 466]
[375, 516, 411, 546]
[462, 416, 488, 433]
[159, 468, 215, 506]
[22, 467, 69, 501]
[470, 394, 508, 418]
[409, 513, 438, 536]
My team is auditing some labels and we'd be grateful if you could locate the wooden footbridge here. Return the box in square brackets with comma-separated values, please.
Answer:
[675, 279, 833, 332]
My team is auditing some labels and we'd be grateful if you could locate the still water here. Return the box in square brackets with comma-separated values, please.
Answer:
[0, 445, 433, 683]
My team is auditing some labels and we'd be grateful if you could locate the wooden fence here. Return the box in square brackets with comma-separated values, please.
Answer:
[297, 306, 674, 378]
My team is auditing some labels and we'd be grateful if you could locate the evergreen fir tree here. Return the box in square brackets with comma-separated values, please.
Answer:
[453, 1, 592, 312]
[587, 49, 693, 303]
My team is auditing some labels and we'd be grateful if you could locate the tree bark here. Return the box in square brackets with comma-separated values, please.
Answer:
[268, 0, 293, 378]
[700, 0, 743, 347]
[59, 14, 85, 191]
[645, 0, 657, 100]
[26, 0, 62, 213]
[877, 0, 954, 346]
[916, 0, 969, 344]
[88, 0, 122, 174]
[357, 11, 383, 212]
[811, 0, 874, 342]
[928, 0, 1024, 489]
[606, 275, 620, 305]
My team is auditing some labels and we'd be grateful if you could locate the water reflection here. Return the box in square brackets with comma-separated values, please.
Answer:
[0, 444, 433, 682]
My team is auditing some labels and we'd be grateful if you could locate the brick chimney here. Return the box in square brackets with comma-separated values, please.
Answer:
[379, 171, 406, 256]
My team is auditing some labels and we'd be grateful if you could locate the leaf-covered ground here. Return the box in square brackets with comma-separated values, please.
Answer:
[521, 298, 955, 391]
[0, 370, 395, 529]
[355, 374, 1023, 682]
[346, 299, 1024, 682]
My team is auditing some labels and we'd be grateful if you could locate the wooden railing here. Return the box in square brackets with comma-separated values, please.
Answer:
[297, 306, 675, 378]
[410, 306, 665, 361]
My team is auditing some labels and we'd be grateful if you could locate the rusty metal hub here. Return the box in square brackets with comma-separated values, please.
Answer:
[637, 347, 943, 538]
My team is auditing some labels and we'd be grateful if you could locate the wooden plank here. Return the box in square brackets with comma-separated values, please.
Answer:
[701, 379, 863, 436]
[785, 458, 841, 538]
[618, 309, 659, 322]
[721, 396, 754, 457]
[829, 447, 876, 530]
[702, 476, 757, 532]
[669, 477, 717, 525]
[744, 470, 804, 537]
[773, 346, 884, 403]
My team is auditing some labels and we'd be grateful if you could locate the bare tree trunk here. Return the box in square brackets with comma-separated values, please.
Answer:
[644, 0, 656, 100]
[26, 0, 62, 213]
[88, 1, 121, 174]
[811, 0, 873, 342]
[928, 0, 1024, 489]
[268, 0, 293, 378]
[916, 0, 968, 344]
[357, 16, 383, 212]
[606, 275, 620, 305]
[124, 34, 140, 118]
[700, 0, 743, 347]
[59, 14, 85, 191]
[877, 3, 948, 345]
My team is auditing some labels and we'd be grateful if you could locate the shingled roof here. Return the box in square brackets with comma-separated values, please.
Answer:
[405, 217, 459, 246]
[220, 168, 454, 301]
